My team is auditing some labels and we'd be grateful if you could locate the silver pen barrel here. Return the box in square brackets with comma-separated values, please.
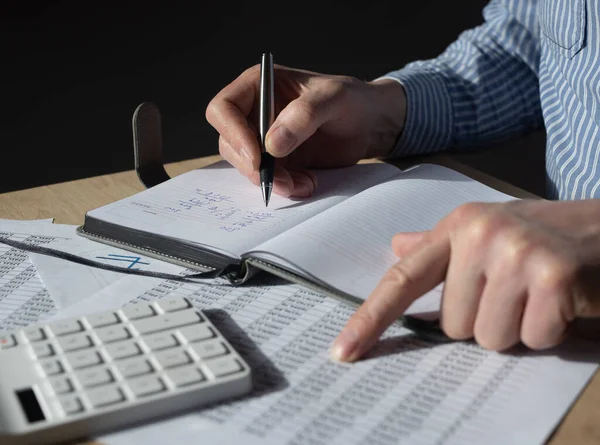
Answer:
[258, 52, 275, 207]
[259, 52, 275, 151]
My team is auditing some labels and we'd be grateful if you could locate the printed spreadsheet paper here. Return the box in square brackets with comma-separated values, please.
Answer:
[0, 219, 58, 331]
[56, 275, 600, 445]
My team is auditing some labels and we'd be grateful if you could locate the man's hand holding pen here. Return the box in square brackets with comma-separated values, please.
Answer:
[205, 62, 407, 199]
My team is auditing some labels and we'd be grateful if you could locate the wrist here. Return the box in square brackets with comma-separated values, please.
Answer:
[365, 78, 407, 158]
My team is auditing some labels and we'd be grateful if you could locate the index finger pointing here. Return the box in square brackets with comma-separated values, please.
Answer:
[331, 235, 451, 362]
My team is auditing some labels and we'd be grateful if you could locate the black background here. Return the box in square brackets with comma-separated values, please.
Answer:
[1, 0, 546, 195]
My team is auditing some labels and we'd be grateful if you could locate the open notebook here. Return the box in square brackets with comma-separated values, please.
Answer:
[78, 161, 517, 307]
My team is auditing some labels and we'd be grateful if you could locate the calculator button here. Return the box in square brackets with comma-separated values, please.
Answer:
[167, 366, 205, 387]
[86, 311, 120, 328]
[128, 375, 166, 397]
[50, 376, 74, 394]
[95, 325, 130, 344]
[39, 359, 64, 376]
[87, 386, 125, 408]
[154, 349, 191, 369]
[66, 350, 103, 369]
[0, 334, 16, 349]
[179, 324, 213, 343]
[116, 358, 153, 378]
[142, 333, 179, 351]
[132, 310, 201, 335]
[50, 319, 83, 336]
[60, 395, 84, 415]
[31, 342, 54, 358]
[76, 368, 114, 388]
[122, 304, 155, 320]
[204, 356, 242, 378]
[157, 298, 191, 313]
[190, 339, 227, 360]
[23, 327, 46, 342]
[105, 341, 141, 360]
[58, 334, 93, 352]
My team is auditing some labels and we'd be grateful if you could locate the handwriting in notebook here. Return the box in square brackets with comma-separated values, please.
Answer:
[127, 186, 279, 234]
[217, 211, 274, 233]
[167, 189, 235, 213]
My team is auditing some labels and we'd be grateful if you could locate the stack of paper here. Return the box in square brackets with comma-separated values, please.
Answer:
[0, 218, 597, 445]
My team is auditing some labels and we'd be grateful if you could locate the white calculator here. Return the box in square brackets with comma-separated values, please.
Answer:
[0, 297, 252, 445]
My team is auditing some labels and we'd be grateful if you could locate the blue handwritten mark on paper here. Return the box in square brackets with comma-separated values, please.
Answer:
[95, 254, 150, 269]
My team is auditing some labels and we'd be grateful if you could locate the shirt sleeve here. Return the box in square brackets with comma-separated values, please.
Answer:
[379, 0, 544, 157]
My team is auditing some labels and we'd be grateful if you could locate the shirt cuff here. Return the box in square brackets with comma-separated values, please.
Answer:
[376, 65, 454, 158]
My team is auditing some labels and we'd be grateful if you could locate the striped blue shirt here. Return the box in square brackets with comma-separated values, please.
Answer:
[381, 0, 600, 199]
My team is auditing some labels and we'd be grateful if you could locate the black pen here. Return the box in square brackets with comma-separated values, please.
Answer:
[259, 52, 275, 207]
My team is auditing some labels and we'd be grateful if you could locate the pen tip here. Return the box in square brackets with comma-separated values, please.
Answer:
[262, 183, 272, 207]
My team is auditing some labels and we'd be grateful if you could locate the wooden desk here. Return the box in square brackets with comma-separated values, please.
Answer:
[0, 154, 598, 444]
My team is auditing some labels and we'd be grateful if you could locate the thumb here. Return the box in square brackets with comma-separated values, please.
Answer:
[265, 91, 337, 157]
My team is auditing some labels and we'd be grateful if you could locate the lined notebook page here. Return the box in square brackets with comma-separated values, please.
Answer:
[249, 164, 517, 301]
[86, 161, 400, 258]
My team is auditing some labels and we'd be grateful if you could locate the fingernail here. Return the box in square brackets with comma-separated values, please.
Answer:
[266, 125, 297, 156]
[330, 329, 360, 362]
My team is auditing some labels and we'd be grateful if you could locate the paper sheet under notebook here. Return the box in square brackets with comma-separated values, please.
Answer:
[56, 275, 599, 445]
[0, 217, 183, 328]
[0, 221, 188, 308]
[0, 219, 58, 330]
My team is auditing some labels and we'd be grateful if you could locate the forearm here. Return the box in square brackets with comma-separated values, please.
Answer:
[380, 0, 544, 158]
